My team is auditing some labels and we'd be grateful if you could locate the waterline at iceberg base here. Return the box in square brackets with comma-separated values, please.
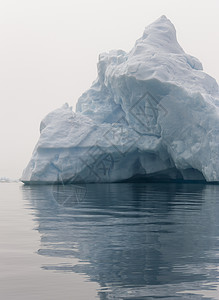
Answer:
[21, 16, 219, 184]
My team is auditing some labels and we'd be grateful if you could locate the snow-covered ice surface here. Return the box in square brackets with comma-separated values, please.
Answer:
[21, 16, 219, 184]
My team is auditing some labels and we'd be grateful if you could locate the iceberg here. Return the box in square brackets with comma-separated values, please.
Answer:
[0, 177, 18, 183]
[21, 15, 219, 184]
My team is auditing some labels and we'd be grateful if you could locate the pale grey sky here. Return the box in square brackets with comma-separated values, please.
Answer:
[0, 0, 218, 179]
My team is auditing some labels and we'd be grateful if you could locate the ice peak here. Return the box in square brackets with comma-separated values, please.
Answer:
[155, 15, 171, 24]
[131, 15, 183, 55]
[159, 15, 168, 20]
[62, 103, 69, 109]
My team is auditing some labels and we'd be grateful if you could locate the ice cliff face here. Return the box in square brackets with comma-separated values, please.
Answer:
[21, 16, 219, 183]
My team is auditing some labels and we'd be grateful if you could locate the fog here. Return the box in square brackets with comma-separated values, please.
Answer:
[0, 0, 218, 179]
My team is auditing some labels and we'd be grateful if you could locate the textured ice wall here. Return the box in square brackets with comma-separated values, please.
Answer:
[21, 16, 219, 183]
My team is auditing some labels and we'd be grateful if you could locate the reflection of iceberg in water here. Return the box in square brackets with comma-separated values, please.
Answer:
[22, 183, 219, 299]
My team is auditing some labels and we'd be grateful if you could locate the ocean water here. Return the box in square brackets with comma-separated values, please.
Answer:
[1, 182, 219, 299]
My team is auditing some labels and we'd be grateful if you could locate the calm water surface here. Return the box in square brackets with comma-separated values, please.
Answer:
[1, 182, 219, 299]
